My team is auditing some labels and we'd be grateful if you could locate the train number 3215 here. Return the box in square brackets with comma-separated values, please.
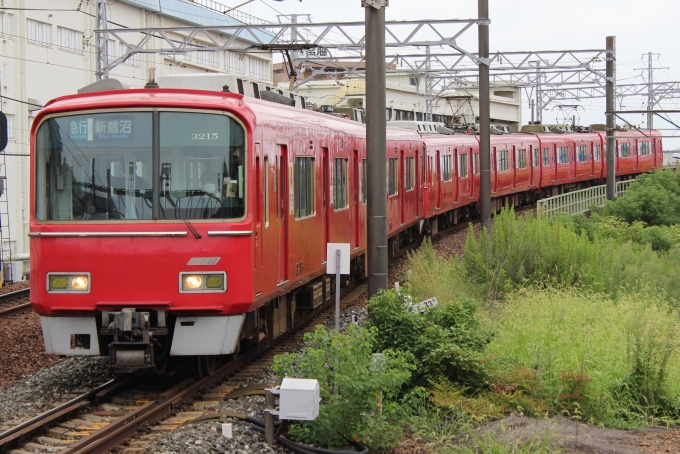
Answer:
[191, 133, 219, 140]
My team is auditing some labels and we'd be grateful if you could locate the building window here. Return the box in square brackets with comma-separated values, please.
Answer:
[577, 145, 588, 162]
[473, 152, 479, 175]
[517, 149, 527, 169]
[558, 146, 569, 164]
[57, 26, 82, 53]
[388, 158, 399, 196]
[333, 158, 348, 209]
[225, 52, 245, 73]
[497, 150, 509, 172]
[594, 145, 601, 161]
[639, 142, 650, 156]
[27, 19, 51, 46]
[106, 39, 117, 60]
[542, 147, 550, 166]
[533, 147, 540, 167]
[442, 155, 452, 181]
[5, 114, 14, 140]
[118, 42, 140, 66]
[405, 156, 415, 190]
[458, 153, 468, 177]
[361, 159, 367, 204]
[0, 12, 13, 39]
[196, 43, 218, 68]
[409, 76, 419, 87]
[249, 57, 271, 81]
[294, 157, 315, 218]
[619, 142, 631, 158]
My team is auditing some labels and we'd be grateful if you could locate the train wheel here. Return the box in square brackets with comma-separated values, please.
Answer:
[197, 355, 217, 378]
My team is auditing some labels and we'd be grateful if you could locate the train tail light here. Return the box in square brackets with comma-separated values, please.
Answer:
[47, 273, 91, 293]
[179, 272, 227, 293]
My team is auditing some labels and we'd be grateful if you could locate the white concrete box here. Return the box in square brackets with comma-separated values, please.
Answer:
[278, 378, 320, 421]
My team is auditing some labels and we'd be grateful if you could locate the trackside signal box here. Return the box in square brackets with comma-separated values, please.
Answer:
[278, 378, 320, 421]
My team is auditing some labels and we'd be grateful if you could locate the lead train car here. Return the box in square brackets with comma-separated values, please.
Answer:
[30, 89, 422, 374]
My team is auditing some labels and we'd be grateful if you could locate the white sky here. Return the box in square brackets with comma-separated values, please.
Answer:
[233, 0, 680, 148]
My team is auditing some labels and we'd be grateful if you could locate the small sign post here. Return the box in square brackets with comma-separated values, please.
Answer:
[326, 243, 350, 331]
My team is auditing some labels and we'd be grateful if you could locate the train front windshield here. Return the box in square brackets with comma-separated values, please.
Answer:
[35, 111, 247, 221]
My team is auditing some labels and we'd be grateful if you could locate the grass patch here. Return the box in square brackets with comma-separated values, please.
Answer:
[485, 287, 680, 427]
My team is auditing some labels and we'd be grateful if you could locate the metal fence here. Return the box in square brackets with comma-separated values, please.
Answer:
[537, 179, 636, 219]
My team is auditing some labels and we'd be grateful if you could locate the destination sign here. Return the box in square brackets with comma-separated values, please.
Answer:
[69, 117, 134, 141]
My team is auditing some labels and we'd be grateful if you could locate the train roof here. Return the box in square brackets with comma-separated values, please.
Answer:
[37, 88, 423, 142]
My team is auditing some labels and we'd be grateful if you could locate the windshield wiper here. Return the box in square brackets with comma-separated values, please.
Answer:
[184, 219, 202, 239]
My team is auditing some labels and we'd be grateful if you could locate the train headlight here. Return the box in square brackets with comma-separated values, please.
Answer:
[71, 276, 89, 290]
[183, 275, 203, 290]
[179, 272, 227, 293]
[47, 273, 91, 293]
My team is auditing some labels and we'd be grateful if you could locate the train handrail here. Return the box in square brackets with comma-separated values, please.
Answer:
[536, 178, 637, 219]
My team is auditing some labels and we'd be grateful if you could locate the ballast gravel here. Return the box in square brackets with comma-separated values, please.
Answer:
[0, 356, 111, 424]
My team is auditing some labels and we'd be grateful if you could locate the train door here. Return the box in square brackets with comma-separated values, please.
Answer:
[400, 149, 405, 226]
[353, 150, 360, 249]
[436, 150, 441, 209]
[589, 143, 595, 177]
[277, 145, 289, 284]
[511, 146, 517, 189]
[492, 147, 497, 192]
[322, 148, 330, 260]
[453, 149, 460, 204]
[255, 146, 263, 274]
[415, 148, 420, 217]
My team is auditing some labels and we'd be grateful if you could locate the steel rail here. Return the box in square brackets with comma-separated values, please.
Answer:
[0, 288, 31, 319]
[57, 284, 365, 454]
[0, 379, 122, 448]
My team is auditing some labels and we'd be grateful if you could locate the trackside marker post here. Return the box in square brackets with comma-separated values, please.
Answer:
[327, 243, 350, 331]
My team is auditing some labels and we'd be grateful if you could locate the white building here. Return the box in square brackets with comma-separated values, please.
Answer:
[0, 0, 274, 266]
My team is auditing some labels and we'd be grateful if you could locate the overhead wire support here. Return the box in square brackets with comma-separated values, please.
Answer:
[95, 0, 109, 80]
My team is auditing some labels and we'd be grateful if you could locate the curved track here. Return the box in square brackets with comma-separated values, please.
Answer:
[0, 289, 31, 319]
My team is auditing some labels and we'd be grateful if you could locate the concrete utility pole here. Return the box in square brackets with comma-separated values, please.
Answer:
[606, 36, 616, 201]
[95, 0, 109, 80]
[634, 52, 667, 130]
[364, 0, 388, 297]
[478, 0, 491, 231]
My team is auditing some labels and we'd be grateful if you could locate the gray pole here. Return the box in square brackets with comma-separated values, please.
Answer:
[478, 0, 491, 231]
[647, 52, 654, 130]
[606, 36, 616, 201]
[365, 0, 388, 298]
[95, 0, 109, 80]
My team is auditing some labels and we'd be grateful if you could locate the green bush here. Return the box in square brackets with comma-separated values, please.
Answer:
[604, 170, 680, 226]
[365, 287, 491, 388]
[485, 287, 680, 426]
[463, 208, 680, 303]
[271, 324, 413, 450]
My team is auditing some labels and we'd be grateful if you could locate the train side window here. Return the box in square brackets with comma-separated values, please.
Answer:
[558, 146, 569, 164]
[388, 158, 399, 196]
[361, 159, 367, 204]
[497, 150, 509, 172]
[294, 157, 315, 218]
[577, 146, 588, 162]
[533, 147, 539, 167]
[639, 142, 650, 156]
[517, 149, 527, 169]
[542, 147, 550, 166]
[441, 155, 452, 181]
[619, 143, 631, 158]
[264, 156, 269, 227]
[594, 145, 602, 161]
[405, 156, 415, 190]
[473, 152, 479, 175]
[333, 158, 348, 209]
[458, 153, 468, 177]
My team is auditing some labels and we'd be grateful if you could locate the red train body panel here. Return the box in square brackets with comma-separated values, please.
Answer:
[29, 88, 662, 372]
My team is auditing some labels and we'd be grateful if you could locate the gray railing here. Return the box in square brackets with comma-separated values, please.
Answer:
[184, 0, 271, 25]
[537, 179, 636, 219]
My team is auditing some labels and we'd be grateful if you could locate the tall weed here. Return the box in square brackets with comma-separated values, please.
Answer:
[485, 288, 680, 426]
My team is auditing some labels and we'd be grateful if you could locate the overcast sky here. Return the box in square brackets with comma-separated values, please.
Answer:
[235, 0, 680, 148]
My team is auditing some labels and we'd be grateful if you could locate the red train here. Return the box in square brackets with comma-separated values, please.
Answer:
[29, 88, 662, 374]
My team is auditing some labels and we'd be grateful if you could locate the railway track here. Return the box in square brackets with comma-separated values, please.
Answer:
[0, 289, 31, 319]
[0, 284, 366, 454]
